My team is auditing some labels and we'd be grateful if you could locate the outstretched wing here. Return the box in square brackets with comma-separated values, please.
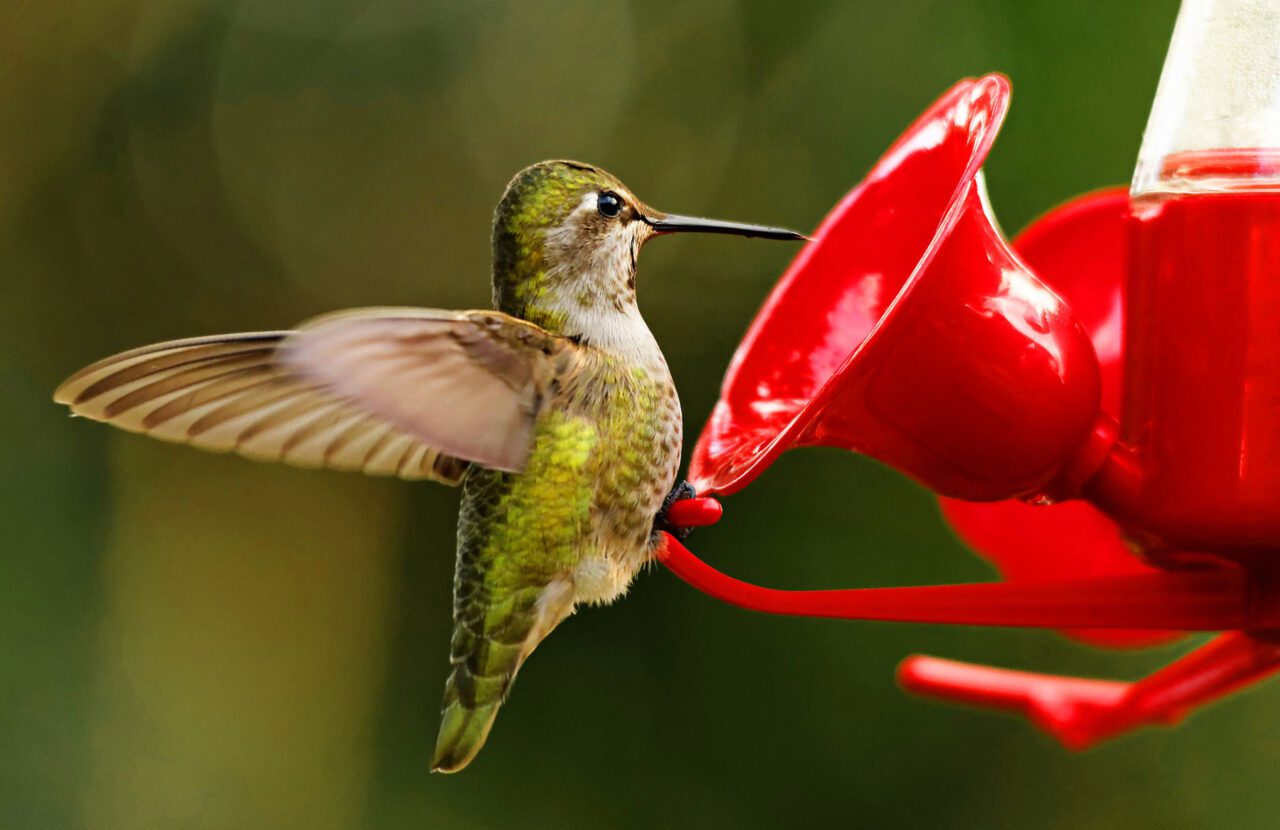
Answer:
[54, 309, 575, 483]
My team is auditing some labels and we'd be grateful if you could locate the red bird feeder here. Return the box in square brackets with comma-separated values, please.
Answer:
[660, 0, 1280, 749]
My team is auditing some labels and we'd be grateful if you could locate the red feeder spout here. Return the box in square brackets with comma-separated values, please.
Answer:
[688, 74, 1105, 505]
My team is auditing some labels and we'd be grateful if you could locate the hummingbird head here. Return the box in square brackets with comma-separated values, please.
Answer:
[491, 160, 804, 344]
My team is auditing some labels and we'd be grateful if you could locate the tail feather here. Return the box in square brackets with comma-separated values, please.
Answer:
[432, 694, 502, 773]
[430, 578, 575, 773]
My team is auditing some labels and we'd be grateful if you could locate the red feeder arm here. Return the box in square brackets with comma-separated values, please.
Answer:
[659, 0, 1280, 750]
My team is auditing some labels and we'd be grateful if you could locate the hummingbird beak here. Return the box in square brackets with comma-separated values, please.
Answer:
[642, 212, 808, 241]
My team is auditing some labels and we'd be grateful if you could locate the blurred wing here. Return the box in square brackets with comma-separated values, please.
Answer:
[53, 332, 471, 483]
[280, 308, 573, 473]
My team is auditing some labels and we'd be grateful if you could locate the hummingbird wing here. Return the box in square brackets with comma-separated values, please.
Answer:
[53, 331, 471, 483]
[54, 309, 574, 482]
[280, 307, 574, 474]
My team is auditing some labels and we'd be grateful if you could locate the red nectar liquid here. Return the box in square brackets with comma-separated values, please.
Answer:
[1123, 153, 1280, 555]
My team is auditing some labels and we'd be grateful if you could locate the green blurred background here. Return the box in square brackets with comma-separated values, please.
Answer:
[6, 0, 1276, 827]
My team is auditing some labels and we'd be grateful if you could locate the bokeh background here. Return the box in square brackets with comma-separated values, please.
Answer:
[6, 0, 1274, 827]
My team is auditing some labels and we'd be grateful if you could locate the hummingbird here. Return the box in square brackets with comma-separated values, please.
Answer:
[53, 160, 804, 772]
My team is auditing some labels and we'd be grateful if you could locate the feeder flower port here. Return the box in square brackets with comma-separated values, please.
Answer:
[661, 0, 1280, 750]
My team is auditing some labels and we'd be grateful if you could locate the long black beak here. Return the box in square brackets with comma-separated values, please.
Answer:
[644, 213, 807, 241]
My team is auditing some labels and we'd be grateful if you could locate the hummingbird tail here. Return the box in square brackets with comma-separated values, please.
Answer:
[431, 578, 575, 773]
[432, 696, 502, 774]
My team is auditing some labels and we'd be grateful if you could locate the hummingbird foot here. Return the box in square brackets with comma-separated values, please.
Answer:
[653, 480, 698, 541]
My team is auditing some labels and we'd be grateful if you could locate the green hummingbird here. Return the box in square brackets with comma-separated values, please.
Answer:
[53, 160, 804, 772]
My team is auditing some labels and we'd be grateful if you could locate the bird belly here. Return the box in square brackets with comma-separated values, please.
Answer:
[572, 552, 638, 605]
[569, 363, 682, 606]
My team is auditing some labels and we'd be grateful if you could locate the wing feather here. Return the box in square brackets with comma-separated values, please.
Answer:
[281, 308, 574, 473]
[54, 307, 577, 482]
[53, 333, 469, 484]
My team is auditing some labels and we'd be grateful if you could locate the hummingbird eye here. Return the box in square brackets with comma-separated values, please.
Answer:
[596, 191, 623, 219]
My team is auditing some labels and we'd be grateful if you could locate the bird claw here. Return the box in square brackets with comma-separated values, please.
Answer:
[653, 480, 699, 541]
